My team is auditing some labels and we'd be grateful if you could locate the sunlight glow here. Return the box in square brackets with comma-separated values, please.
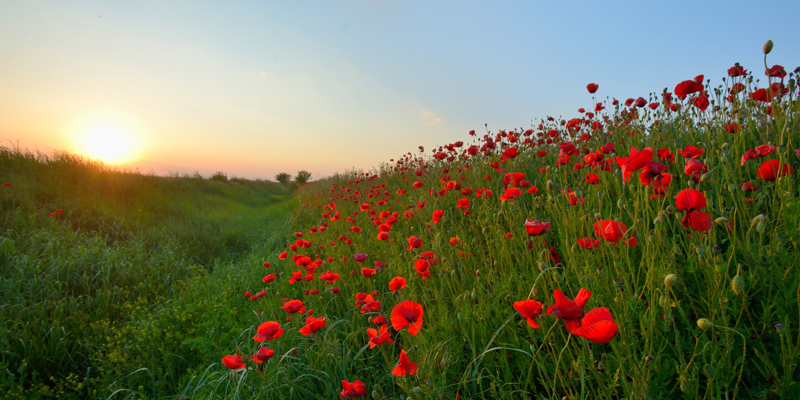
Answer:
[74, 118, 140, 165]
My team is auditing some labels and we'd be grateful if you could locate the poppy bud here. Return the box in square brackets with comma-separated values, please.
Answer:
[721, 142, 729, 150]
[703, 364, 715, 379]
[546, 180, 553, 190]
[665, 205, 676, 214]
[695, 245, 704, 257]
[756, 220, 765, 234]
[714, 262, 727, 275]
[732, 275, 744, 296]
[411, 387, 425, 395]
[532, 284, 540, 296]
[763, 39, 773, 55]
[700, 171, 712, 182]
[697, 318, 714, 331]
[554, 272, 563, 281]
[687, 180, 695, 188]
[664, 274, 678, 288]
[750, 214, 764, 229]
[714, 217, 728, 225]
[775, 323, 786, 336]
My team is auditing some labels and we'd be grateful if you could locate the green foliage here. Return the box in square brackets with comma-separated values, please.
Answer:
[295, 170, 312, 184]
[275, 172, 292, 184]
[209, 171, 228, 182]
[0, 147, 293, 399]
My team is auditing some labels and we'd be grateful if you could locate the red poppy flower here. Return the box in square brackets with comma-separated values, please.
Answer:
[373, 313, 387, 326]
[389, 276, 407, 291]
[692, 95, 709, 111]
[675, 188, 706, 211]
[503, 147, 519, 160]
[524, 219, 550, 236]
[593, 219, 627, 243]
[585, 173, 600, 184]
[432, 209, 444, 224]
[586, 83, 599, 93]
[674, 79, 704, 99]
[2, 183, 11, 187]
[320, 271, 340, 284]
[449, 237, 461, 246]
[361, 267, 376, 278]
[392, 349, 418, 376]
[600, 142, 614, 153]
[222, 354, 245, 370]
[282, 300, 306, 314]
[279, 251, 288, 260]
[513, 300, 543, 328]
[262, 274, 275, 283]
[377, 232, 389, 241]
[634, 97, 647, 108]
[757, 159, 794, 181]
[391, 299, 424, 335]
[500, 187, 524, 201]
[678, 146, 704, 159]
[251, 347, 274, 364]
[728, 65, 747, 77]
[569, 307, 619, 344]
[253, 321, 284, 342]
[299, 316, 326, 335]
[616, 146, 653, 184]
[366, 325, 393, 348]
[353, 253, 368, 263]
[340, 380, 367, 398]
[766, 65, 786, 79]
[547, 288, 592, 331]
[576, 237, 600, 249]
[407, 236, 423, 251]
[414, 259, 431, 280]
[527, 186, 539, 194]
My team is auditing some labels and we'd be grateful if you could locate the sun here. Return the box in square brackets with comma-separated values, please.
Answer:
[75, 118, 139, 165]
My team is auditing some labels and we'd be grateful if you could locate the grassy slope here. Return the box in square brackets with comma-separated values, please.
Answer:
[0, 148, 296, 398]
[192, 72, 799, 399]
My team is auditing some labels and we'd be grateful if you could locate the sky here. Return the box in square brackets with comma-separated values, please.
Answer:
[1, 0, 798, 180]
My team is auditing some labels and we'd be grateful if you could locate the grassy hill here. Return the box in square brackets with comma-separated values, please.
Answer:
[0, 148, 295, 398]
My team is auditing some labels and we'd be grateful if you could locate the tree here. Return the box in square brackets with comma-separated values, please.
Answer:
[275, 172, 292, 184]
[295, 170, 312, 184]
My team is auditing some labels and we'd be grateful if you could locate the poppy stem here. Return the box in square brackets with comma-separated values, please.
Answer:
[551, 333, 572, 396]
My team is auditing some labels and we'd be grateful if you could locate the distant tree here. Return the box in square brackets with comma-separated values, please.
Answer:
[295, 170, 312, 184]
[210, 171, 228, 182]
[275, 172, 292, 184]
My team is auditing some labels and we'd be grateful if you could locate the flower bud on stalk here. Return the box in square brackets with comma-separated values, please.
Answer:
[764, 40, 773, 55]
[732, 275, 744, 296]
[697, 318, 714, 331]
[664, 274, 678, 288]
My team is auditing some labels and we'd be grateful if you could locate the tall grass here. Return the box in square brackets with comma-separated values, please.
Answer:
[197, 58, 799, 399]
[0, 148, 294, 398]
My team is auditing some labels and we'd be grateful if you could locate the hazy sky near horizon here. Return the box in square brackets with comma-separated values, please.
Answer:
[2, 0, 798, 179]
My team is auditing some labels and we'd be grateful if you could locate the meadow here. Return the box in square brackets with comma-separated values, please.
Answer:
[2, 43, 799, 399]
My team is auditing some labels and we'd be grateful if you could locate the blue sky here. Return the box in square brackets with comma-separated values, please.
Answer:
[1, 0, 798, 179]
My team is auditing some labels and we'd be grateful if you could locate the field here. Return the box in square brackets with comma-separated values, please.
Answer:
[2, 48, 799, 399]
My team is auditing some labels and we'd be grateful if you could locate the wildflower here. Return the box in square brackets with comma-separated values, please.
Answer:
[524, 219, 550, 236]
[675, 188, 712, 232]
[407, 236, 423, 251]
[366, 325, 393, 348]
[340, 380, 368, 398]
[392, 350, 418, 376]
[547, 288, 592, 331]
[251, 347, 274, 364]
[361, 267, 376, 278]
[576, 237, 600, 249]
[593, 219, 627, 243]
[222, 354, 245, 370]
[353, 253, 368, 263]
[253, 321, 284, 342]
[414, 259, 431, 280]
[391, 299, 424, 335]
[500, 187, 524, 201]
[586, 83, 599, 93]
[299, 316, 326, 335]
[616, 146, 653, 184]
[569, 307, 619, 344]
[282, 300, 306, 314]
[513, 300, 543, 328]
[449, 237, 461, 246]
[678, 146, 704, 159]
[389, 276, 407, 291]
[432, 209, 444, 224]
[757, 159, 794, 181]
[262, 274, 275, 283]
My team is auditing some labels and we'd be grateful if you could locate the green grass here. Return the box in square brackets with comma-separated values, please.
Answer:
[0, 148, 295, 398]
[2, 53, 799, 400]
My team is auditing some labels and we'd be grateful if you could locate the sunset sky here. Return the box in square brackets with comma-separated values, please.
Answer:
[2, 0, 798, 180]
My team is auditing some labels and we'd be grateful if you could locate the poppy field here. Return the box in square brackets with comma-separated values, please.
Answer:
[2, 43, 799, 399]
[208, 44, 800, 399]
